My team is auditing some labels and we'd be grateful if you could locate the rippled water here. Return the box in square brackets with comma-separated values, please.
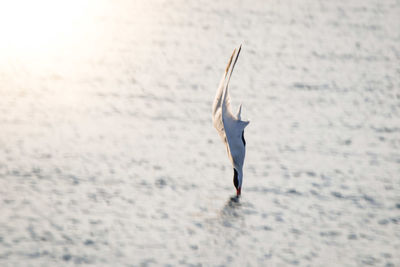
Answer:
[0, 0, 399, 266]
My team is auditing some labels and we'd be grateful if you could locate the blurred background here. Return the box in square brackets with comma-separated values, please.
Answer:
[0, 0, 399, 266]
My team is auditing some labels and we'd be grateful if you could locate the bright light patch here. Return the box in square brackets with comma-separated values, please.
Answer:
[0, 1, 102, 57]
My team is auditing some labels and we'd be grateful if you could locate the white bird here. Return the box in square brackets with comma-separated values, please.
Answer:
[212, 45, 249, 196]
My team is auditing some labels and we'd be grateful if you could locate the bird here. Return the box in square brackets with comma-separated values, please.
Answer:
[212, 45, 249, 197]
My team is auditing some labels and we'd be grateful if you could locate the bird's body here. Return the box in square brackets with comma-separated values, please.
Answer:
[212, 45, 249, 196]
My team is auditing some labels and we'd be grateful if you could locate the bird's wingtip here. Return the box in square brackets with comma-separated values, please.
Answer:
[236, 103, 242, 120]
[241, 120, 250, 128]
[225, 48, 236, 75]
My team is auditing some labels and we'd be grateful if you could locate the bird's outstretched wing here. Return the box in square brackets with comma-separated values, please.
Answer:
[212, 47, 236, 141]
[212, 45, 249, 166]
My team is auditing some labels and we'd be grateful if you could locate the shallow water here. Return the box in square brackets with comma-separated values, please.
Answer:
[0, 0, 399, 266]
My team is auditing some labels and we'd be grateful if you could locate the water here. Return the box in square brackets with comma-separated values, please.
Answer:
[0, 0, 399, 266]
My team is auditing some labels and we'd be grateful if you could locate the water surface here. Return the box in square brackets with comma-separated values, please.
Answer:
[0, 0, 399, 266]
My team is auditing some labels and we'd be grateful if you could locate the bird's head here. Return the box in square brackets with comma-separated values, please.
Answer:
[233, 168, 243, 196]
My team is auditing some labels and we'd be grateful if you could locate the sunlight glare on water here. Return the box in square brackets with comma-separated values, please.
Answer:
[0, 1, 104, 57]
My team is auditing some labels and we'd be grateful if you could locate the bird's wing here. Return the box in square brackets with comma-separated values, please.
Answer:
[212, 47, 237, 141]
[213, 45, 249, 167]
[221, 45, 242, 125]
[221, 45, 250, 167]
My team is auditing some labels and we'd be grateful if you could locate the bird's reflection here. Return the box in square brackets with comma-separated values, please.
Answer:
[219, 195, 243, 226]
[228, 195, 240, 204]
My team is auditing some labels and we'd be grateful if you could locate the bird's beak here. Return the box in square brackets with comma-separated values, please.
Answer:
[236, 187, 241, 196]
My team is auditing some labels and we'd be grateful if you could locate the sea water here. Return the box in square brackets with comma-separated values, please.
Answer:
[0, 0, 399, 266]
